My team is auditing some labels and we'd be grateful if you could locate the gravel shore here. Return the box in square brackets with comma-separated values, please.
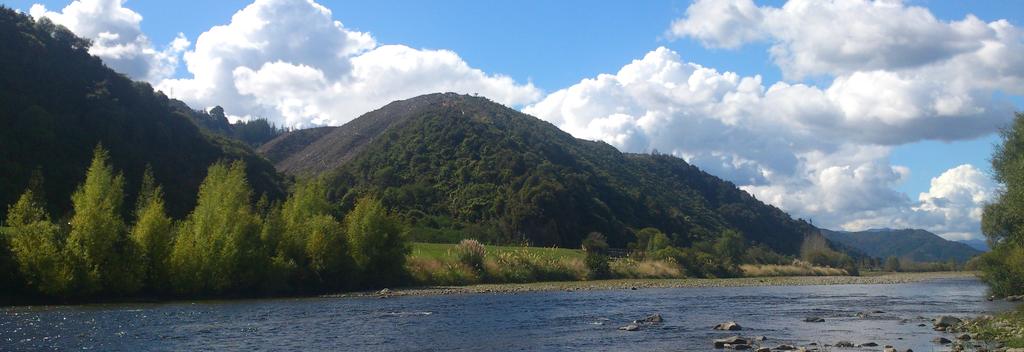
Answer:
[326, 271, 978, 299]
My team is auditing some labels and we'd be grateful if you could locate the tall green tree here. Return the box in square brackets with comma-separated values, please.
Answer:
[130, 167, 174, 293]
[276, 178, 351, 291]
[981, 112, 1024, 296]
[346, 197, 408, 286]
[170, 161, 263, 295]
[5, 190, 73, 297]
[66, 146, 141, 295]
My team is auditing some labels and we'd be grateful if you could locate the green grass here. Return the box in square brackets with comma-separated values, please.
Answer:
[410, 242, 585, 262]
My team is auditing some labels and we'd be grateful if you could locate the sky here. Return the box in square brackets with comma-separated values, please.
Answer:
[5, 0, 1023, 241]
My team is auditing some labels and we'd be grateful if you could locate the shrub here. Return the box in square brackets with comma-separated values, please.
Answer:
[582, 232, 610, 279]
[454, 239, 486, 273]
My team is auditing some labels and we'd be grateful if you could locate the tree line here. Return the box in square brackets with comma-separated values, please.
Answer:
[0, 146, 408, 302]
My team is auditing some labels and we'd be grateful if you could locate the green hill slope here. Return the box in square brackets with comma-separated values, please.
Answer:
[821, 228, 982, 263]
[262, 93, 817, 252]
[0, 8, 285, 219]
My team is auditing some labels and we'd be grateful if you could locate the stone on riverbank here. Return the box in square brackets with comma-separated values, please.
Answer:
[714, 321, 742, 331]
[934, 316, 962, 328]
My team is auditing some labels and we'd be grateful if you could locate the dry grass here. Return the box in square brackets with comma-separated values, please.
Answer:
[610, 258, 684, 279]
[741, 261, 847, 277]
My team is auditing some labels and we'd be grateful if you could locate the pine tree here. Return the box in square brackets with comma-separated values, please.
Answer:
[170, 161, 263, 295]
[66, 145, 141, 295]
[130, 167, 174, 292]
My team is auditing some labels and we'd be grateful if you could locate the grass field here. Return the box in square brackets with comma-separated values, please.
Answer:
[410, 242, 585, 261]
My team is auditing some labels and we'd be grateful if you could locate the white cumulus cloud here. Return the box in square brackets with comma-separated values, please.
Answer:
[157, 0, 539, 127]
[525, 44, 1013, 240]
[30, 0, 189, 82]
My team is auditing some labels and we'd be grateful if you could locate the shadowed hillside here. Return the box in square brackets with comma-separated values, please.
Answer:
[0, 8, 285, 219]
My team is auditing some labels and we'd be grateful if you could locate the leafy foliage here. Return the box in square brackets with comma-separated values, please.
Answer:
[346, 197, 409, 286]
[981, 112, 1024, 296]
[65, 146, 140, 295]
[169, 161, 265, 295]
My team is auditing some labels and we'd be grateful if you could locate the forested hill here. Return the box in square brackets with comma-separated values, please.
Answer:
[261, 93, 817, 252]
[821, 228, 982, 263]
[0, 8, 285, 219]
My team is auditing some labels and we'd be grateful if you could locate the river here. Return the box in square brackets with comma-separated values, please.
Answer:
[1, 277, 1015, 351]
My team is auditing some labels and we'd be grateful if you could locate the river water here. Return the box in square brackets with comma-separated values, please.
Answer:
[1, 277, 1016, 351]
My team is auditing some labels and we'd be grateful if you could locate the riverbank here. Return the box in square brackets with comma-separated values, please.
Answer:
[327, 271, 978, 299]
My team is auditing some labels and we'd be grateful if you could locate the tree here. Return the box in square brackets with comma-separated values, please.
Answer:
[170, 161, 263, 295]
[346, 197, 408, 286]
[5, 190, 73, 297]
[981, 112, 1024, 296]
[884, 256, 901, 272]
[130, 167, 174, 293]
[582, 232, 610, 279]
[714, 230, 746, 264]
[66, 145, 140, 295]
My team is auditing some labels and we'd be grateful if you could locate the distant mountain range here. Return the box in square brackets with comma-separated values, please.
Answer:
[957, 239, 990, 252]
[821, 228, 982, 263]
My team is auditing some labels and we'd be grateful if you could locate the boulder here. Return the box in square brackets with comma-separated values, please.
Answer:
[933, 337, 952, 344]
[714, 321, 743, 331]
[804, 317, 825, 323]
[774, 344, 798, 350]
[714, 336, 749, 349]
[859, 342, 879, 347]
[618, 323, 639, 331]
[756, 348, 771, 352]
[636, 314, 663, 324]
[727, 344, 752, 350]
[934, 316, 962, 328]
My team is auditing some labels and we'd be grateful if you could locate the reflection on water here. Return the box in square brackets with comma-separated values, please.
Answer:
[1, 278, 1016, 351]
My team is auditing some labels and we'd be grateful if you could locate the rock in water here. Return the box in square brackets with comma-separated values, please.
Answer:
[860, 342, 879, 347]
[714, 321, 743, 331]
[804, 317, 825, 323]
[835, 341, 855, 347]
[756, 348, 771, 352]
[934, 316, 962, 328]
[773, 345, 797, 351]
[713, 336, 749, 349]
[933, 337, 952, 344]
[635, 314, 663, 324]
[618, 323, 640, 331]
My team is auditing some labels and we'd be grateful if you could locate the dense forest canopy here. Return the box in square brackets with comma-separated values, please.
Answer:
[0, 7, 285, 220]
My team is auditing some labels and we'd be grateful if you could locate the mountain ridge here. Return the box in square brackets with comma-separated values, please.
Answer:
[260, 93, 818, 252]
[821, 228, 982, 263]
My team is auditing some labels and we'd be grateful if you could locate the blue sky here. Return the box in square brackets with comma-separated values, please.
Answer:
[6, 0, 1024, 239]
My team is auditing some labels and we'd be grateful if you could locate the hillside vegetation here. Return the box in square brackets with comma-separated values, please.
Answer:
[263, 93, 818, 254]
[0, 8, 284, 220]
